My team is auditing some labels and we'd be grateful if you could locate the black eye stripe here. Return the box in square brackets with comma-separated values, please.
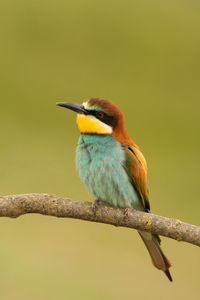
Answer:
[88, 110, 117, 128]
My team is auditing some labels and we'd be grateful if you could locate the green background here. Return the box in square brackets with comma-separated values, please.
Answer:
[1, 0, 200, 299]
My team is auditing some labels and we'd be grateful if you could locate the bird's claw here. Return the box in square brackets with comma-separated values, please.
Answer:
[124, 208, 132, 218]
[92, 200, 100, 214]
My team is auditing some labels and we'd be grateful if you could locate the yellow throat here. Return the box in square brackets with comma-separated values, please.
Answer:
[76, 114, 112, 134]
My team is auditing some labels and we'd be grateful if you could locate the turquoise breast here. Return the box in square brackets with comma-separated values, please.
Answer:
[76, 134, 141, 209]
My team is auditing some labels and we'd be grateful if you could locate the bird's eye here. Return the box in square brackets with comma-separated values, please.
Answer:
[96, 112, 104, 118]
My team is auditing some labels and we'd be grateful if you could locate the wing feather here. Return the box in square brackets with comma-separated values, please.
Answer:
[123, 145, 150, 211]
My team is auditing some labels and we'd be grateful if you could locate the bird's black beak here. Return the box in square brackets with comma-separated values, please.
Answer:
[56, 102, 88, 114]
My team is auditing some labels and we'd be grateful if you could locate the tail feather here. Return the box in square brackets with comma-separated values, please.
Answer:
[164, 269, 173, 282]
[139, 231, 172, 282]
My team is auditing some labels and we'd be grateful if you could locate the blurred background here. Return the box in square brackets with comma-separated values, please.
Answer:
[0, 0, 200, 299]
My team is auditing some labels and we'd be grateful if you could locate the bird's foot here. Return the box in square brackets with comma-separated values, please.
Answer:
[92, 199, 100, 214]
[124, 208, 132, 219]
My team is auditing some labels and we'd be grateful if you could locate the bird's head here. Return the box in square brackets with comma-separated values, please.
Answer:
[57, 98, 136, 146]
[56, 98, 124, 135]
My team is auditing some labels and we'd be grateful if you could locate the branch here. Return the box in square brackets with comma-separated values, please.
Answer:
[0, 193, 199, 247]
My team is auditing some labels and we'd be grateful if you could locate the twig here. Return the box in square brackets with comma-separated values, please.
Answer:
[0, 193, 199, 247]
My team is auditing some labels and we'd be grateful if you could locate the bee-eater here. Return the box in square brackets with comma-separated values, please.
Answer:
[57, 98, 172, 281]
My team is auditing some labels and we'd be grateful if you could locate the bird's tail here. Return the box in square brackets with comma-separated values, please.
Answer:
[138, 231, 172, 282]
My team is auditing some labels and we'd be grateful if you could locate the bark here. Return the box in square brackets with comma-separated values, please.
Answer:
[0, 193, 199, 247]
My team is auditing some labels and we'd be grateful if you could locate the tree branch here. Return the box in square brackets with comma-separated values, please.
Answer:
[0, 193, 199, 247]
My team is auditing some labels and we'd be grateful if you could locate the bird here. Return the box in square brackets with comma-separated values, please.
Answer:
[56, 98, 172, 281]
